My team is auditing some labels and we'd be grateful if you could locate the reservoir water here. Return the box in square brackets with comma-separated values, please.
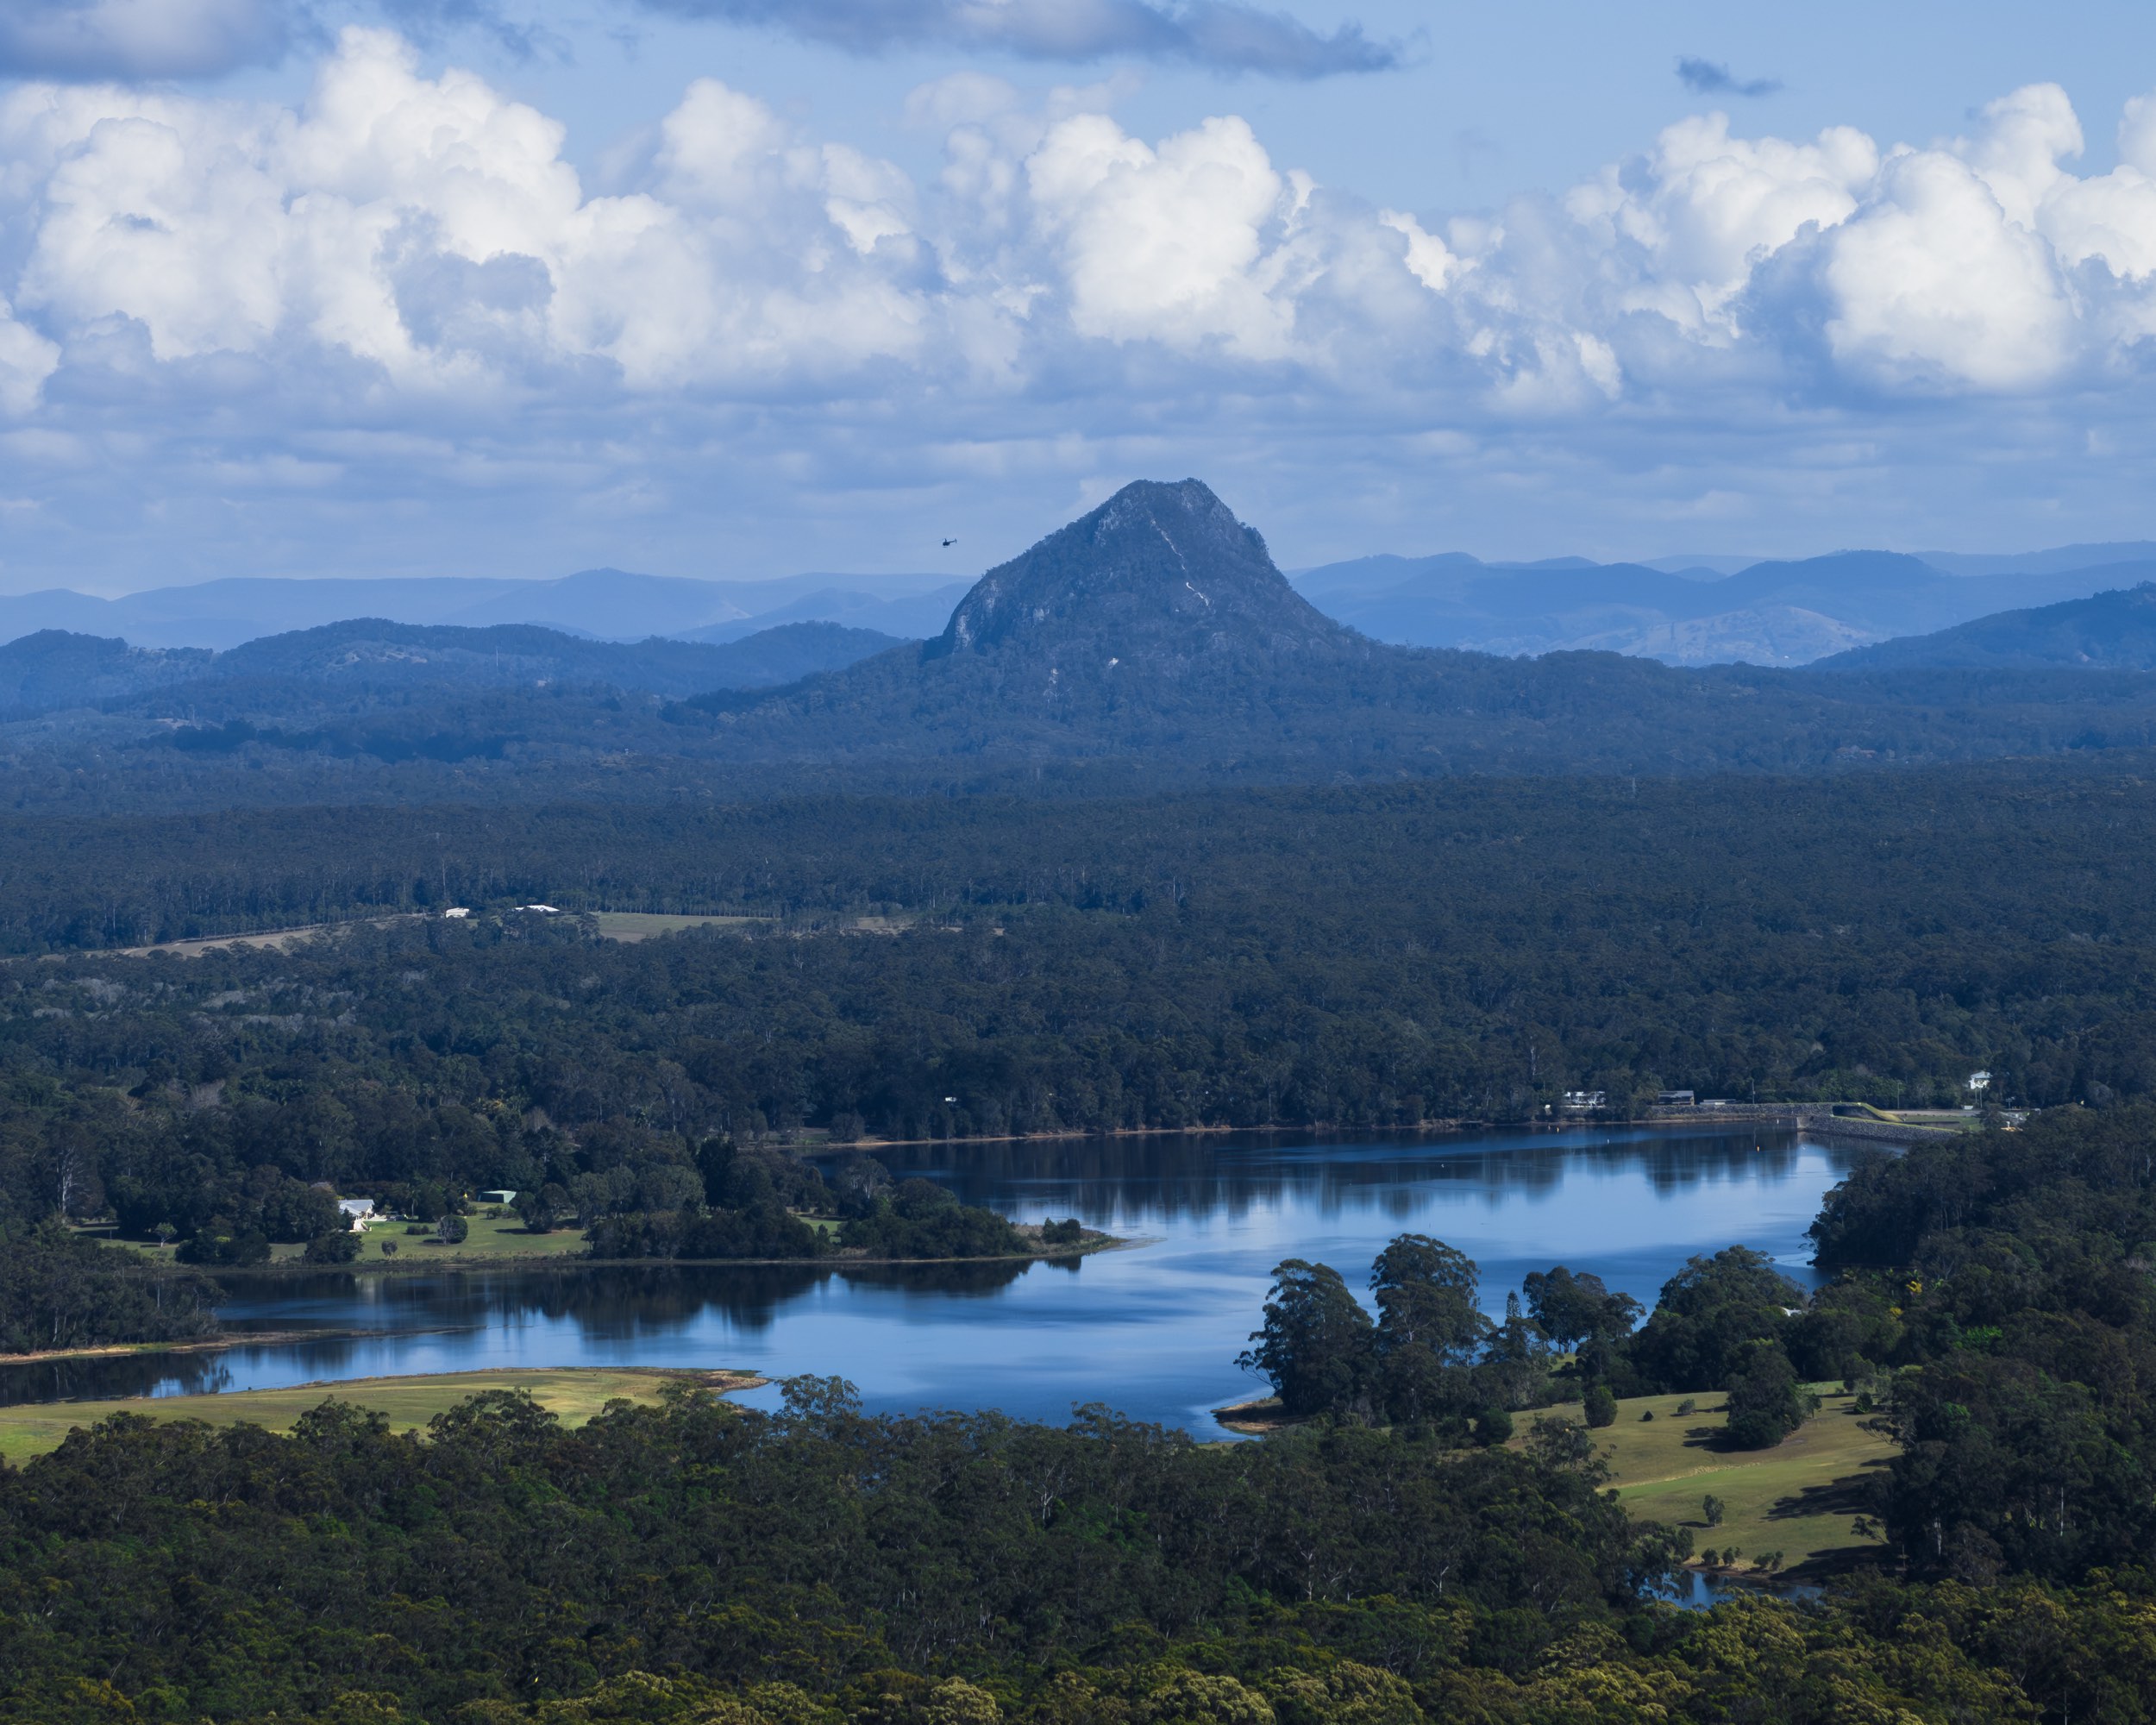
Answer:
[5, 1123, 1883, 1434]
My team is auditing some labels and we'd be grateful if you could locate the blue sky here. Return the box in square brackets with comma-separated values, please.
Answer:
[3, 0, 2156, 593]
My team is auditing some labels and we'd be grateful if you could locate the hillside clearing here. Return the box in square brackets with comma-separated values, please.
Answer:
[0, 1367, 762, 1464]
[1538, 1389, 1894, 1576]
[591, 911, 767, 940]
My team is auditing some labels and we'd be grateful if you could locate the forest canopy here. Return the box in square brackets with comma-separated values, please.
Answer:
[3, 762, 2152, 1239]
[10, 1108, 2156, 1725]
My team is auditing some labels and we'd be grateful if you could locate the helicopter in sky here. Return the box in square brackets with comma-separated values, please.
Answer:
[941, 537, 957, 548]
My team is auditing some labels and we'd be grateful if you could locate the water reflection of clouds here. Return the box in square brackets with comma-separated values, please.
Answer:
[0, 1128, 1885, 1433]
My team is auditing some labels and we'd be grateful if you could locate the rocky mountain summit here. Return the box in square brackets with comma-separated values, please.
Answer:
[10, 481, 2156, 800]
[929, 479, 1344, 669]
[683, 480, 1876, 773]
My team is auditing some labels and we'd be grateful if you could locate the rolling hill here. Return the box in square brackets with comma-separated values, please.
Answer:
[0, 570, 960, 652]
[0, 631, 211, 716]
[1816, 583, 2156, 670]
[0, 619, 906, 718]
[1292, 549, 2156, 665]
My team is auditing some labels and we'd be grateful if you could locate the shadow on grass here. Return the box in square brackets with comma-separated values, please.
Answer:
[1767, 1455, 1891, 1523]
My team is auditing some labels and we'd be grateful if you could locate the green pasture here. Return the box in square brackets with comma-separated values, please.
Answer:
[360, 1210, 590, 1260]
[91, 1211, 591, 1264]
[1541, 1388, 1893, 1575]
[0, 1366, 757, 1465]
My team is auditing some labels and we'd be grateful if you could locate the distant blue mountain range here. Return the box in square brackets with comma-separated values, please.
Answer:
[6, 539, 2156, 667]
[0, 619, 905, 718]
[1288, 544, 2156, 665]
[0, 569, 969, 654]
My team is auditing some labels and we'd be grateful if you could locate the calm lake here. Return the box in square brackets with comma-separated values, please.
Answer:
[7, 1124, 1884, 1434]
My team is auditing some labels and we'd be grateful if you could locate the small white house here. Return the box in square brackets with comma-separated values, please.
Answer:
[479, 1189, 518, 1206]
[337, 1197, 375, 1227]
[442, 907, 472, 919]
[1968, 1070, 1993, 1094]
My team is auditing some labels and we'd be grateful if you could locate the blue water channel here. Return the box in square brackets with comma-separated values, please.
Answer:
[5, 1123, 1883, 1435]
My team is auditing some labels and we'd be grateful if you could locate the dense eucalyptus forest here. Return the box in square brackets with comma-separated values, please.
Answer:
[1, 763, 2151, 1258]
[1236, 1101, 2156, 1585]
[1, 765, 2153, 1719]
[9, 484, 2156, 1722]
[3, 1108, 2156, 1722]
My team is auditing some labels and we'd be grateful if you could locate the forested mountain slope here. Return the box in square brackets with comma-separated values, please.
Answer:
[10, 483, 2156, 814]
[0, 618, 904, 718]
[673, 480, 2156, 773]
[0, 630, 211, 715]
[1819, 581, 2156, 669]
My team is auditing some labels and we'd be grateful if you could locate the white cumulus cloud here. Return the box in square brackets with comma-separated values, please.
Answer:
[18, 44, 2156, 411]
[0, 298, 60, 414]
[1821, 145, 2077, 391]
[7, 43, 2156, 582]
[1026, 111, 1314, 358]
[1564, 113, 1877, 333]
[3, 29, 938, 389]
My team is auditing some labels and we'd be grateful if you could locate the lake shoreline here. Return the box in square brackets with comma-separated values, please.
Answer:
[22, 1233, 1129, 1364]
[837, 1107, 1930, 1151]
[212, 1227, 1127, 1279]
[0, 1326, 468, 1367]
[22, 1127, 1861, 1437]
[1212, 1395, 1299, 1435]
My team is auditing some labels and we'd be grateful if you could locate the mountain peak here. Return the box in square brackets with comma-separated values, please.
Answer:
[929, 479, 1343, 663]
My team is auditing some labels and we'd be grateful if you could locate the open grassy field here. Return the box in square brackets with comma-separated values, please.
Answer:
[90, 1211, 592, 1266]
[0, 1366, 761, 1465]
[1538, 1388, 1893, 1576]
[108, 915, 423, 960]
[362, 1210, 591, 1261]
[1224, 1388, 1892, 1577]
[592, 912, 765, 941]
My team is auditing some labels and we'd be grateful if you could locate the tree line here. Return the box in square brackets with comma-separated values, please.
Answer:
[1241, 1104, 2156, 1591]
[1241, 1238, 1824, 1452]
[0, 1223, 220, 1354]
[3, 1083, 2156, 1718]
[0, 1370, 2149, 1722]
[0, 757, 2152, 962]
[3, 761, 2156, 1248]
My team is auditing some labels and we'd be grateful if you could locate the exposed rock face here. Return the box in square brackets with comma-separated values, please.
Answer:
[689, 477, 2046, 780]
[929, 480, 1345, 668]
